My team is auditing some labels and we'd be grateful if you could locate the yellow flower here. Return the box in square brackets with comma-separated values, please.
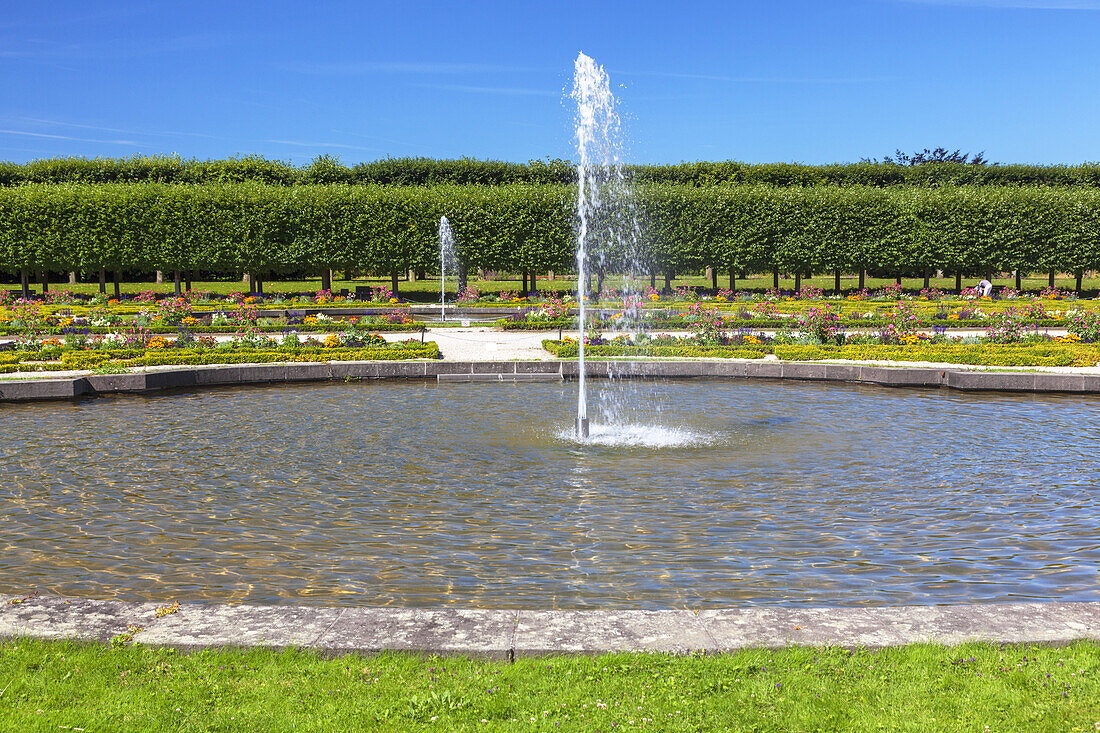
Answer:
[243, 296, 257, 304]
[146, 336, 168, 350]
[108, 299, 120, 306]
[323, 334, 340, 348]
[947, 313, 960, 320]
[648, 293, 660, 301]
[389, 298, 399, 304]
[744, 334, 760, 344]
[182, 316, 199, 326]
[715, 296, 726, 302]
[304, 316, 318, 325]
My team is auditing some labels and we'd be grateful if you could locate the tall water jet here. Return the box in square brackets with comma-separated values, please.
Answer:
[571, 52, 638, 438]
[438, 216, 456, 322]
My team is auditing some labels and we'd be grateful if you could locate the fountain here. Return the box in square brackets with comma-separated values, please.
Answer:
[571, 52, 642, 438]
[438, 216, 456, 322]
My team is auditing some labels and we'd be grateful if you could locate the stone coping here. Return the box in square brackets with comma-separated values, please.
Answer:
[4, 359, 1100, 402]
[1, 597, 1096, 659]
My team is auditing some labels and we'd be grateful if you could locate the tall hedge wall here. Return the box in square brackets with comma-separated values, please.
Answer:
[6, 155, 1100, 188]
[2, 183, 1099, 279]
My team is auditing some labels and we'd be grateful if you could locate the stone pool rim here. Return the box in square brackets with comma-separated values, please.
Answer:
[1, 596, 1097, 659]
[4, 359, 1100, 402]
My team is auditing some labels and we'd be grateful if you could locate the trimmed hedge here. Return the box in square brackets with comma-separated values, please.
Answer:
[0, 343, 440, 373]
[0, 322, 425, 335]
[3, 182, 1100, 280]
[7, 155, 1100, 188]
[541, 339, 1100, 366]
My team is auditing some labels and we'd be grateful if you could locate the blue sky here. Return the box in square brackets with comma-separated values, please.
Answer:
[3, 0, 1100, 165]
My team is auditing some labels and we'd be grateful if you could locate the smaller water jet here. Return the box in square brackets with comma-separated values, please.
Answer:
[438, 216, 456, 322]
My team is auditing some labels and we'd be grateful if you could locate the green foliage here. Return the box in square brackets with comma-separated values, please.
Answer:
[4, 182, 1100, 280]
[10, 155, 1100, 187]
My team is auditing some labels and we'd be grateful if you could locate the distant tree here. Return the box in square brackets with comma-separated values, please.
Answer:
[862, 148, 990, 166]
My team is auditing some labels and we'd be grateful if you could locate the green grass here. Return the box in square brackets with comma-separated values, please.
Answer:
[0, 639, 1096, 731]
[10, 272, 1100, 300]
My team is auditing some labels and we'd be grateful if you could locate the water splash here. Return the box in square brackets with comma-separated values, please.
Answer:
[557, 423, 713, 449]
[439, 216, 456, 321]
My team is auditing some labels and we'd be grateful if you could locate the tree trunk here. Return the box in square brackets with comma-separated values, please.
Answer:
[794, 272, 802, 293]
[39, 271, 48, 293]
[321, 269, 331, 292]
[729, 268, 736, 293]
[391, 270, 400, 299]
[243, 273, 253, 291]
[155, 270, 163, 285]
[256, 276, 264, 296]
[69, 271, 77, 285]
[858, 269, 865, 290]
[174, 270, 182, 296]
[457, 262, 467, 294]
[99, 268, 107, 294]
[1049, 270, 1056, 288]
[895, 272, 902, 286]
[529, 270, 537, 295]
[649, 269, 656, 289]
[20, 269, 29, 299]
[710, 267, 718, 292]
[772, 267, 779, 290]
[1015, 270, 1022, 291]
[663, 269, 673, 293]
[114, 271, 122, 299]
[923, 270, 930, 290]
[834, 269, 842, 294]
[596, 269, 606, 297]
[1075, 271, 1083, 295]
[955, 272, 962, 292]
[521, 271, 528, 294]
[186, 270, 193, 292]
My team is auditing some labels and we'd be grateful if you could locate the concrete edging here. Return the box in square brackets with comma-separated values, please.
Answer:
[1, 597, 1096, 658]
[3, 360, 1100, 402]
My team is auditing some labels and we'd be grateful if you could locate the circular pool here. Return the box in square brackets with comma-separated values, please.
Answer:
[2, 379, 1097, 608]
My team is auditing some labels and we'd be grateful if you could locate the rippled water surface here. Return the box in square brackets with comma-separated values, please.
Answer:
[2, 379, 1098, 608]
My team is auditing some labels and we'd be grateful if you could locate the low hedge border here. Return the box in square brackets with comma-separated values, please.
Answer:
[0, 322, 425, 335]
[505, 318, 1068, 331]
[0, 344, 440, 373]
[541, 339, 1100, 367]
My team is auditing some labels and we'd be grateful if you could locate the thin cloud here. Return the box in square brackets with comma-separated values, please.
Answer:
[0, 129, 140, 146]
[265, 139, 387, 152]
[414, 83, 557, 97]
[288, 61, 546, 75]
[894, 0, 1100, 7]
[16, 117, 219, 140]
[615, 69, 894, 83]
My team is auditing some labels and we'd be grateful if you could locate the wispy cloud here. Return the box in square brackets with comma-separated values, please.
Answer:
[894, 0, 1100, 7]
[265, 139, 387, 152]
[15, 117, 218, 140]
[1, 32, 236, 62]
[414, 83, 558, 97]
[288, 60, 546, 75]
[615, 69, 894, 84]
[0, 128, 140, 146]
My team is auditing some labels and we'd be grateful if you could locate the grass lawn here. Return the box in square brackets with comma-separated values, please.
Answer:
[8, 273, 1100, 301]
[0, 639, 1096, 731]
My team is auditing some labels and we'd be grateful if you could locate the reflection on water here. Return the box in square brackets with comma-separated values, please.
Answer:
[1, 379, 1098, 609]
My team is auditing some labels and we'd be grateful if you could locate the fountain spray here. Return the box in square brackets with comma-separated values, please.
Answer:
[439, 216, 455, 322]
[572, 52, 628, 438]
